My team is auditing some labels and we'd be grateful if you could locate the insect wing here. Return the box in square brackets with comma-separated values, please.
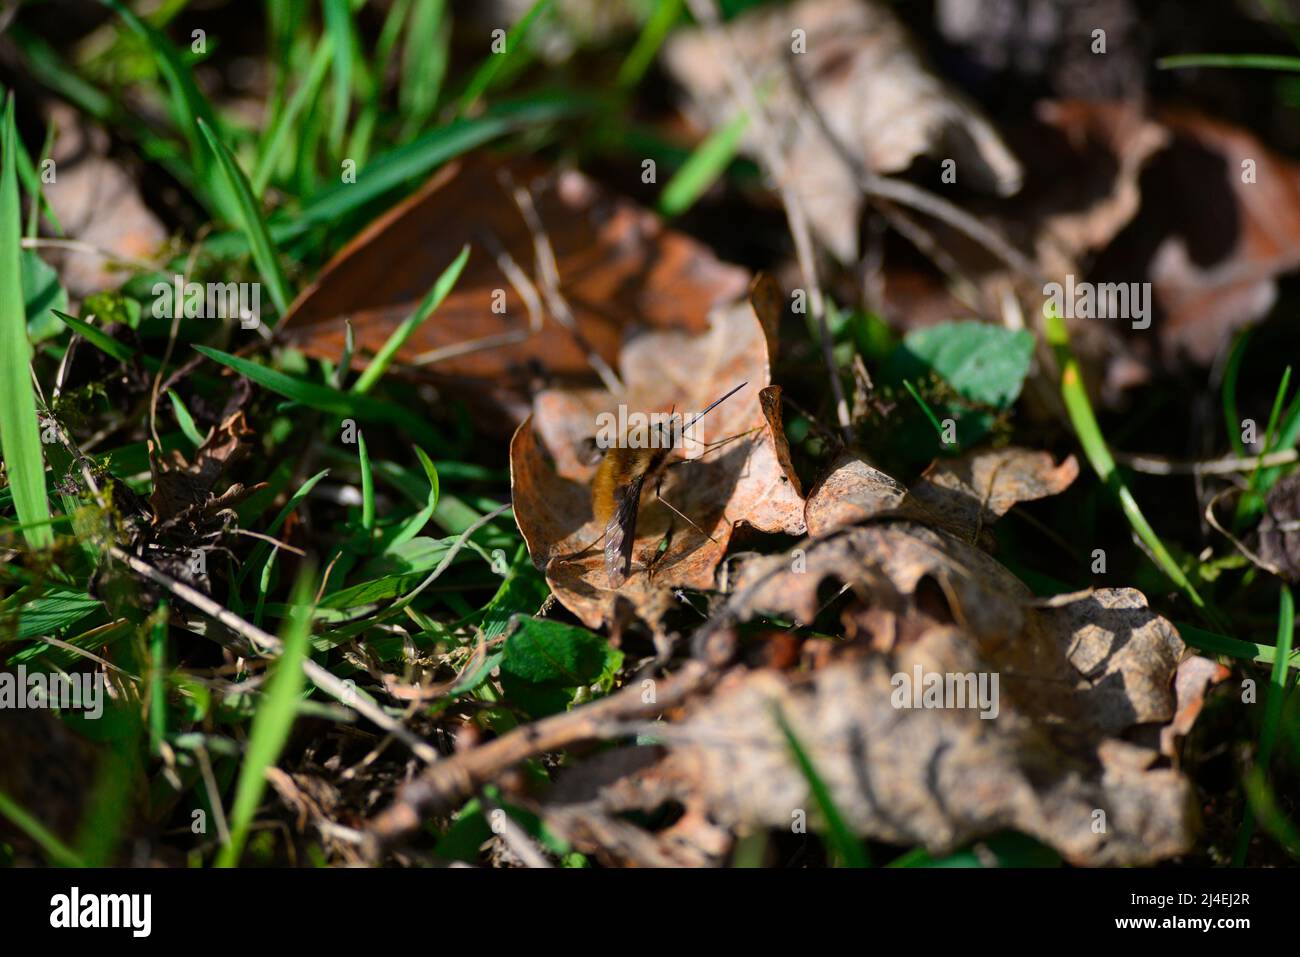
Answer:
[603, 473, 646, 588]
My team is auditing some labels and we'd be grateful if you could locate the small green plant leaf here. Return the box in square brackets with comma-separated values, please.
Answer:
[899, 321, 1034, 409]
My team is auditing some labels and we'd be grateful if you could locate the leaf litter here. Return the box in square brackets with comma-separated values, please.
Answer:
[10, 0, 1291, 872]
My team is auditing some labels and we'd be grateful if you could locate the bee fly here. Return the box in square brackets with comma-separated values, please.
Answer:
[589, 382, 748, 588]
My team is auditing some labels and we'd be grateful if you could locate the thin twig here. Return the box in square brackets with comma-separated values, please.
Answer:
[106, 544, 441, 764]
[1116, 448, 1298, 476]
[367, 659, 714, 847]
[479, 794, 553, 868]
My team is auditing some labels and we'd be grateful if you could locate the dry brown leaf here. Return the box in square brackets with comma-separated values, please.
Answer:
[650, 525, 1210, 865]
[908, 447, 1079, 544]
[511, 300, 805, 629]
[149, 410, 256, 524]
[1142, 108, 1300, 364]
[803, 451, 909, 537]
[41, 103, 167, 296]
[885, 101, 1300, 390]
[663, 0, 1022, 263]
[281, 155, 748, 426]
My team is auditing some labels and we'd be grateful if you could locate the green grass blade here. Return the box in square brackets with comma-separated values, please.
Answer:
[400, 0, 450, 137]
[235, 468, 330, 594]
[772, 702, 870, 868]
[1222, 329, 1250, 457]
[358, 431, 375, 535]
[457, 0, 554, 113]
[903, 379, 949, 444]
[167, 389, 206, 447]
[1045, 307, 1223, 629]
[1242, 767, 1300, 859]
[618, 0, 684, 90]
[251, 34, 334, 197]
[1158, 54, 1300, 71]
[1178, 622, 1299, 667]
[208, 96, 585, 254]
[149, 603, 169, 755]
[217, 567, 316, 867]
[197, 118, 293, 317]
[658, 109, 748, 217]
[99, 0, 237, 221]
[0, 787, 87, 866]
[53, 309, 150, 367]
[1233, 583, 1295, 864]
[0, 96, 53, 550]
[351, 244, 469, 393]
[193, 345, 447, 451]
[1238, 365, 1292, 523]
[322, 0, 355, 155]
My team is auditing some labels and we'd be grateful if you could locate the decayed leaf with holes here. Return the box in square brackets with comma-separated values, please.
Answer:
[663, 0, 1022, 263]
[638, 524, 1218, 865]
[281, 155, 748, 427]
[511, 299, 806, 629]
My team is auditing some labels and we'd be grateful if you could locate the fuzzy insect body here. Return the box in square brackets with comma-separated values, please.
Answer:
[590, 383, 747, 588]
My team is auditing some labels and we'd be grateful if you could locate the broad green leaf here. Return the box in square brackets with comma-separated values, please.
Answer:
[500, 617, 608, 687]
[899, 321, 1034, 409]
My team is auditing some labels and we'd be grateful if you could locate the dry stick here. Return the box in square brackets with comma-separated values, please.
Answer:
[478, 793, 553, 868]
[504, 173, 625, 394]
[682, 0, 851, 443]
[194, 742, 233, 847]
[21, 236, 157, 273]
[367, 659, 714, 847]
[105, 544, 442, 764]
[1202, 487, 1285, 577]
[1117, 448, 1298, 476]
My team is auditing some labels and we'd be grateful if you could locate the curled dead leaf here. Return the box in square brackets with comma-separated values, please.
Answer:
[511, 298, 805, 629]
[803, 451, 910, 537]
[908, 447, 1079, 544]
